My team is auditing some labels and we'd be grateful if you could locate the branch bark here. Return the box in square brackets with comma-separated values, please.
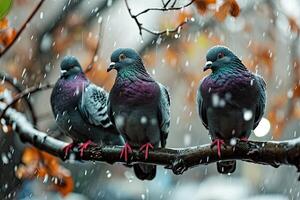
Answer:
[1, 102, 300, 177]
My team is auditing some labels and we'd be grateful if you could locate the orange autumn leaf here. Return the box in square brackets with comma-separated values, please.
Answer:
[53, 168, 74, 196]
[288, 17, 300, 33]
[0, 18, 16, 48]
[165, 48, 178, 67]
[177, 10, 193, 24]
[0, 28, 16, 48]
[194, 0, 216, 15]
[229, 0, 240, 17]
[17, 147, 74, 196]
[0, 18, 9, 30]
[21, 147, 40, 164]
[214, 0, 240, 21]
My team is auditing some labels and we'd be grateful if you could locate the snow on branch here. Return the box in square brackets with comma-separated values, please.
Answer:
[1, 102, 300, 177]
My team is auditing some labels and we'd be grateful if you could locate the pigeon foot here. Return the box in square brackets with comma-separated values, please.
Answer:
[120, 143, 132, 162]
[79, 140, 96, 157]
[240, 137, 248, 142]
[62, 143, 75, 158]
[139, 143, 154, 159]
[211, 139, 225, 158]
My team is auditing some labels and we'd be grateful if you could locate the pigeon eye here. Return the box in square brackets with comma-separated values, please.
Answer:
[217, 52, 224, 59]
[119, 54, 126, 61]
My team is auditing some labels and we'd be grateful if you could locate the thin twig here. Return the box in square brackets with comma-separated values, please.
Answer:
[0, 83, 54, 120]
[0, 0, 45, 57]
[124, 0, 194, 36]
[142, 21, 186, 36]
[134, 0, 194, 17]
[170, 0, 177, 8]
[163, 0, 172, 8]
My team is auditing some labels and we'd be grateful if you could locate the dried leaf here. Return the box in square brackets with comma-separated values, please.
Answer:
[288, 17, 300, 33]
[0, 17, 16, 48]
[0, 27, 17, 47]
[53, 169, 74, 196]
[16, 147, 74, 196]
[194, 0, 216, 15]
[229, 0, 240, 17]
[0, 18, 8, 30]
[214, 1, 231, 21]
[214, 0, 240, 21]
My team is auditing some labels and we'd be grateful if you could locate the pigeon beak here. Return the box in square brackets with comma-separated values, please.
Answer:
[107, 62, 116, 72]
[203, 61, 213, 71]
[60, 70, 67, 75]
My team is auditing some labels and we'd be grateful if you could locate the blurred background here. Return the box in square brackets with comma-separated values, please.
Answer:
[0, 0, 300, 199]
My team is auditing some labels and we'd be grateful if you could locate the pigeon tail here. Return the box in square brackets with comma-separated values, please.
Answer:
[217, 160, 236, 174]
[133, 164, 156, 180]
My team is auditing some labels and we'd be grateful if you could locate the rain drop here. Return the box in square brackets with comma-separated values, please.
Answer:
[243, 109, 253, 121]
[106, 170, 111, 178]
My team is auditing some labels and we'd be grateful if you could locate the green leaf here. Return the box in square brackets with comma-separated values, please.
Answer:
[0, 0, 12, 20]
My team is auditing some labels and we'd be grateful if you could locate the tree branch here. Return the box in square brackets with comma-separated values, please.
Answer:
[0, 0, 45, 57]
[0, 83, 54, 120]
[0, 72, 37, 125]
[1, 102, 300, 177]
[124, 0, 194, 36]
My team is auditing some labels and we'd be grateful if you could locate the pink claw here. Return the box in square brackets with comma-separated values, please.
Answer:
[139, 143, 154, 159]
[120, 143, 132, 162]
[79, 140, 96, 157]
[63, 143, 74, 158]
[211, 139, 225, 158]
[240, 137, 248, 142]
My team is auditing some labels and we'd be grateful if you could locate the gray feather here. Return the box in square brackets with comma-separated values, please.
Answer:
[79, 83, 112, 128]
[157, 83, 170, 147]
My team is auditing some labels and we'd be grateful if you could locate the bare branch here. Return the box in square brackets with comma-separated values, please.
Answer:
[0, 72, 37, 124]
[0, 0, 45, 57]
[142, 21, 185, 36]
[134, 0, 194, 17]
[2, 102, 300, 177]
[0, 83, 54, 120]
[124, 0, 194, 36]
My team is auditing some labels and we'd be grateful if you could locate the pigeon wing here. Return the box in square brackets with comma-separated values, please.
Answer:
[157, 83, 171, 148]
[79, 83, 113, 128]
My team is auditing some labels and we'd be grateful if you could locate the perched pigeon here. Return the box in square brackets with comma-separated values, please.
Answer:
[107, 48, 170, 180]
[197, 46, 266, 174]
[51, 56, 124, 157]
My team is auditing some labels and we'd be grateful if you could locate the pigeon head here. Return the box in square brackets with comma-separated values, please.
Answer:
[60, 56, 83, 78]
[107, 48, 143, 72]
[204, 45, 245, 73]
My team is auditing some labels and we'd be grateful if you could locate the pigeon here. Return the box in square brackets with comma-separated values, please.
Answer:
[50, 56, 124, 157]
[107, 48, 170, 180]
[197, 45, 266, 174]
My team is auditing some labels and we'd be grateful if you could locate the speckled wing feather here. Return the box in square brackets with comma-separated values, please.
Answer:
[79, 83, 112, 128]
[253, 74, 266, 129]
[157, 83, 170, 148]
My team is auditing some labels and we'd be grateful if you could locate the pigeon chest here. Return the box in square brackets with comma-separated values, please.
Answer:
[113, 80, 159, 106]
[51, 78, 85, 117]
[202, 73, 257, 109]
